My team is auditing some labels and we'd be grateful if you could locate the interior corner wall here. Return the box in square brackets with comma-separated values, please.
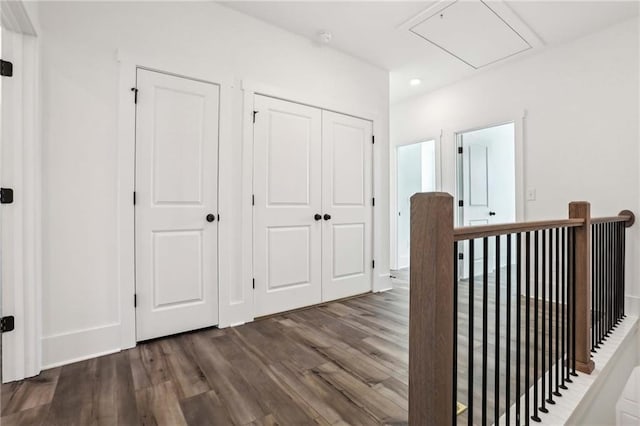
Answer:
[390, 18, 639, 301]
[35, 1, 389, 372]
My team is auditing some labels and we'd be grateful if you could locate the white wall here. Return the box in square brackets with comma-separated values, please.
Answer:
[391, 18, 639, 299]
[35, 1, 389, 370]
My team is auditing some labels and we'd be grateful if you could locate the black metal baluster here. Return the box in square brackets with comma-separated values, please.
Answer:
[591, 224, 596, 352]
[559, 227, 568, 391]
[571, 228, 578, 376]
[618, 222, 624, 322]
[614, 222, 622, 327]
[495, 236, 501, 425]
[506, 234, 512, 425]
[468, 240, 474, 426]
[600, 223, 605, 343]
[617, 222, 622, 323]
[525, 232, 531, 425]
[610, 223, 615, 332]
[516, 233, 522, 425]
[602, 223, 611, 340]
[547, 229, 555, 405]
[540, 230, 547, 414]
[532, 231, 541, 422]
[453, 242, 459, 425]
[599, 223, 604, 344]
[622, 222, 626, 318]
[613, 223, 617, 325]
[591, 223, 600, 346]
[598, 224, 602, 345]
[554, 228, 562, 397]
[482, 237, 489, 426]
[566, 228, 574, 384]
[609, 223, 613, 334]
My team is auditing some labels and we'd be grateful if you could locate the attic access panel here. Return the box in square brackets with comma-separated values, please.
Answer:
[410, 0, 532, 69]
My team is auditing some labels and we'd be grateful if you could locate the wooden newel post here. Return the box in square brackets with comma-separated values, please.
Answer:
[569, 201, 595, 374]
[409, 192, 454, 425]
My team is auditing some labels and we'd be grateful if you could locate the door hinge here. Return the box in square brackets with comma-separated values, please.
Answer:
[253, 110, 259, 124]
[458, 252, 464, 260]
[133, 191, 136, 205]
[1, 188, 14, 204]
[134, 294, 137, 308]
[372, 135, 375, 144]
[0, 316, 15, 333]
[458, 200, 464, 207]
[372, 197, 375, 206]
[372, 260, 375, 269]
[458, 146, 463, 154]
[252, 278, 255, 289]
[0, 60, 13, 77]
[131, 87, 139, 104]
[217, 214, 220, 222]
[252, 194, 255, 206]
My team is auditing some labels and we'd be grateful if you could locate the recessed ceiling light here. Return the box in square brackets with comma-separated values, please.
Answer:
[410, 78, 422, 86]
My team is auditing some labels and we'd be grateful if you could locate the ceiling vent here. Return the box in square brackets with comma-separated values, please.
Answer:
[401, 0, 543, 69]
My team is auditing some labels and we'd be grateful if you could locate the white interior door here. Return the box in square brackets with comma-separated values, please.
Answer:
[253, 95, 322, 317]
[459, 122, 516, 277]
[135, 69, 219, 341]
[321, 111, 372, 302]
[462, 140, 494, 275]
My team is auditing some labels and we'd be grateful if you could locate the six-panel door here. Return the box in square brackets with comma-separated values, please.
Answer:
[135, 69, 219, 341]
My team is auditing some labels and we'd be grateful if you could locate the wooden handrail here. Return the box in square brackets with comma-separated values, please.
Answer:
[591, 210, 635, 226]
[409, 192, 634, 425]
[454, 219, 584, 241]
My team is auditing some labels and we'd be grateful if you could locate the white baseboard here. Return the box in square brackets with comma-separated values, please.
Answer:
[625, 294, 640, 317]
[41, 323, 121, 369]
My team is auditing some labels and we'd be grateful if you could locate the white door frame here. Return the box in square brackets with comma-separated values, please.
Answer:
[1, 1, 40, 382]
[116, 51, 233, 350]
[241, 79, 385, 322]
[453, 114, 526, 227]
[392, 136, 442, 270]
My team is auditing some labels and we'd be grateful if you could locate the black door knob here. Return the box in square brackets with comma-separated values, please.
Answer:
[206, 214, 216, 222]
[314, 214, 322, 221]
[489, 211, 496, 216]
[323, 214, 331, 221]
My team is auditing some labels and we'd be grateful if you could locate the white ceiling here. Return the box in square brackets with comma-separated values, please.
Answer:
[222, 1, 639, 102]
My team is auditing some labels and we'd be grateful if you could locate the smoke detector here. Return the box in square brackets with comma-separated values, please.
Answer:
[317, 31, 333, 44]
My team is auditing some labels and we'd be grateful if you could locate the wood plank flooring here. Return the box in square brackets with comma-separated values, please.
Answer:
[2, 269, 566, 426]
[1, 284, 411, 425]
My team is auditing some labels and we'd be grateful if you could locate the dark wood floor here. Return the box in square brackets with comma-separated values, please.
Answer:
[2, 269, 566, 426]
[1, 284, 411, 425]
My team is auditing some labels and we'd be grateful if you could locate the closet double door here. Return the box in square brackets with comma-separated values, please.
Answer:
[253, 95, 373, 317]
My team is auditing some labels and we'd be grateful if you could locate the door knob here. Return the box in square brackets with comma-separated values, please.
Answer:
[206, 214, 216, 222]
[323, 214, 332, 221]
[314, 214, 322, 221]
[489, 211, 496, 216]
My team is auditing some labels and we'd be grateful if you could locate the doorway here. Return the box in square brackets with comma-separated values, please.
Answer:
[396, 140, 437, 269]
[134, 68, 220, 341]
[456, 122, 516, 276]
